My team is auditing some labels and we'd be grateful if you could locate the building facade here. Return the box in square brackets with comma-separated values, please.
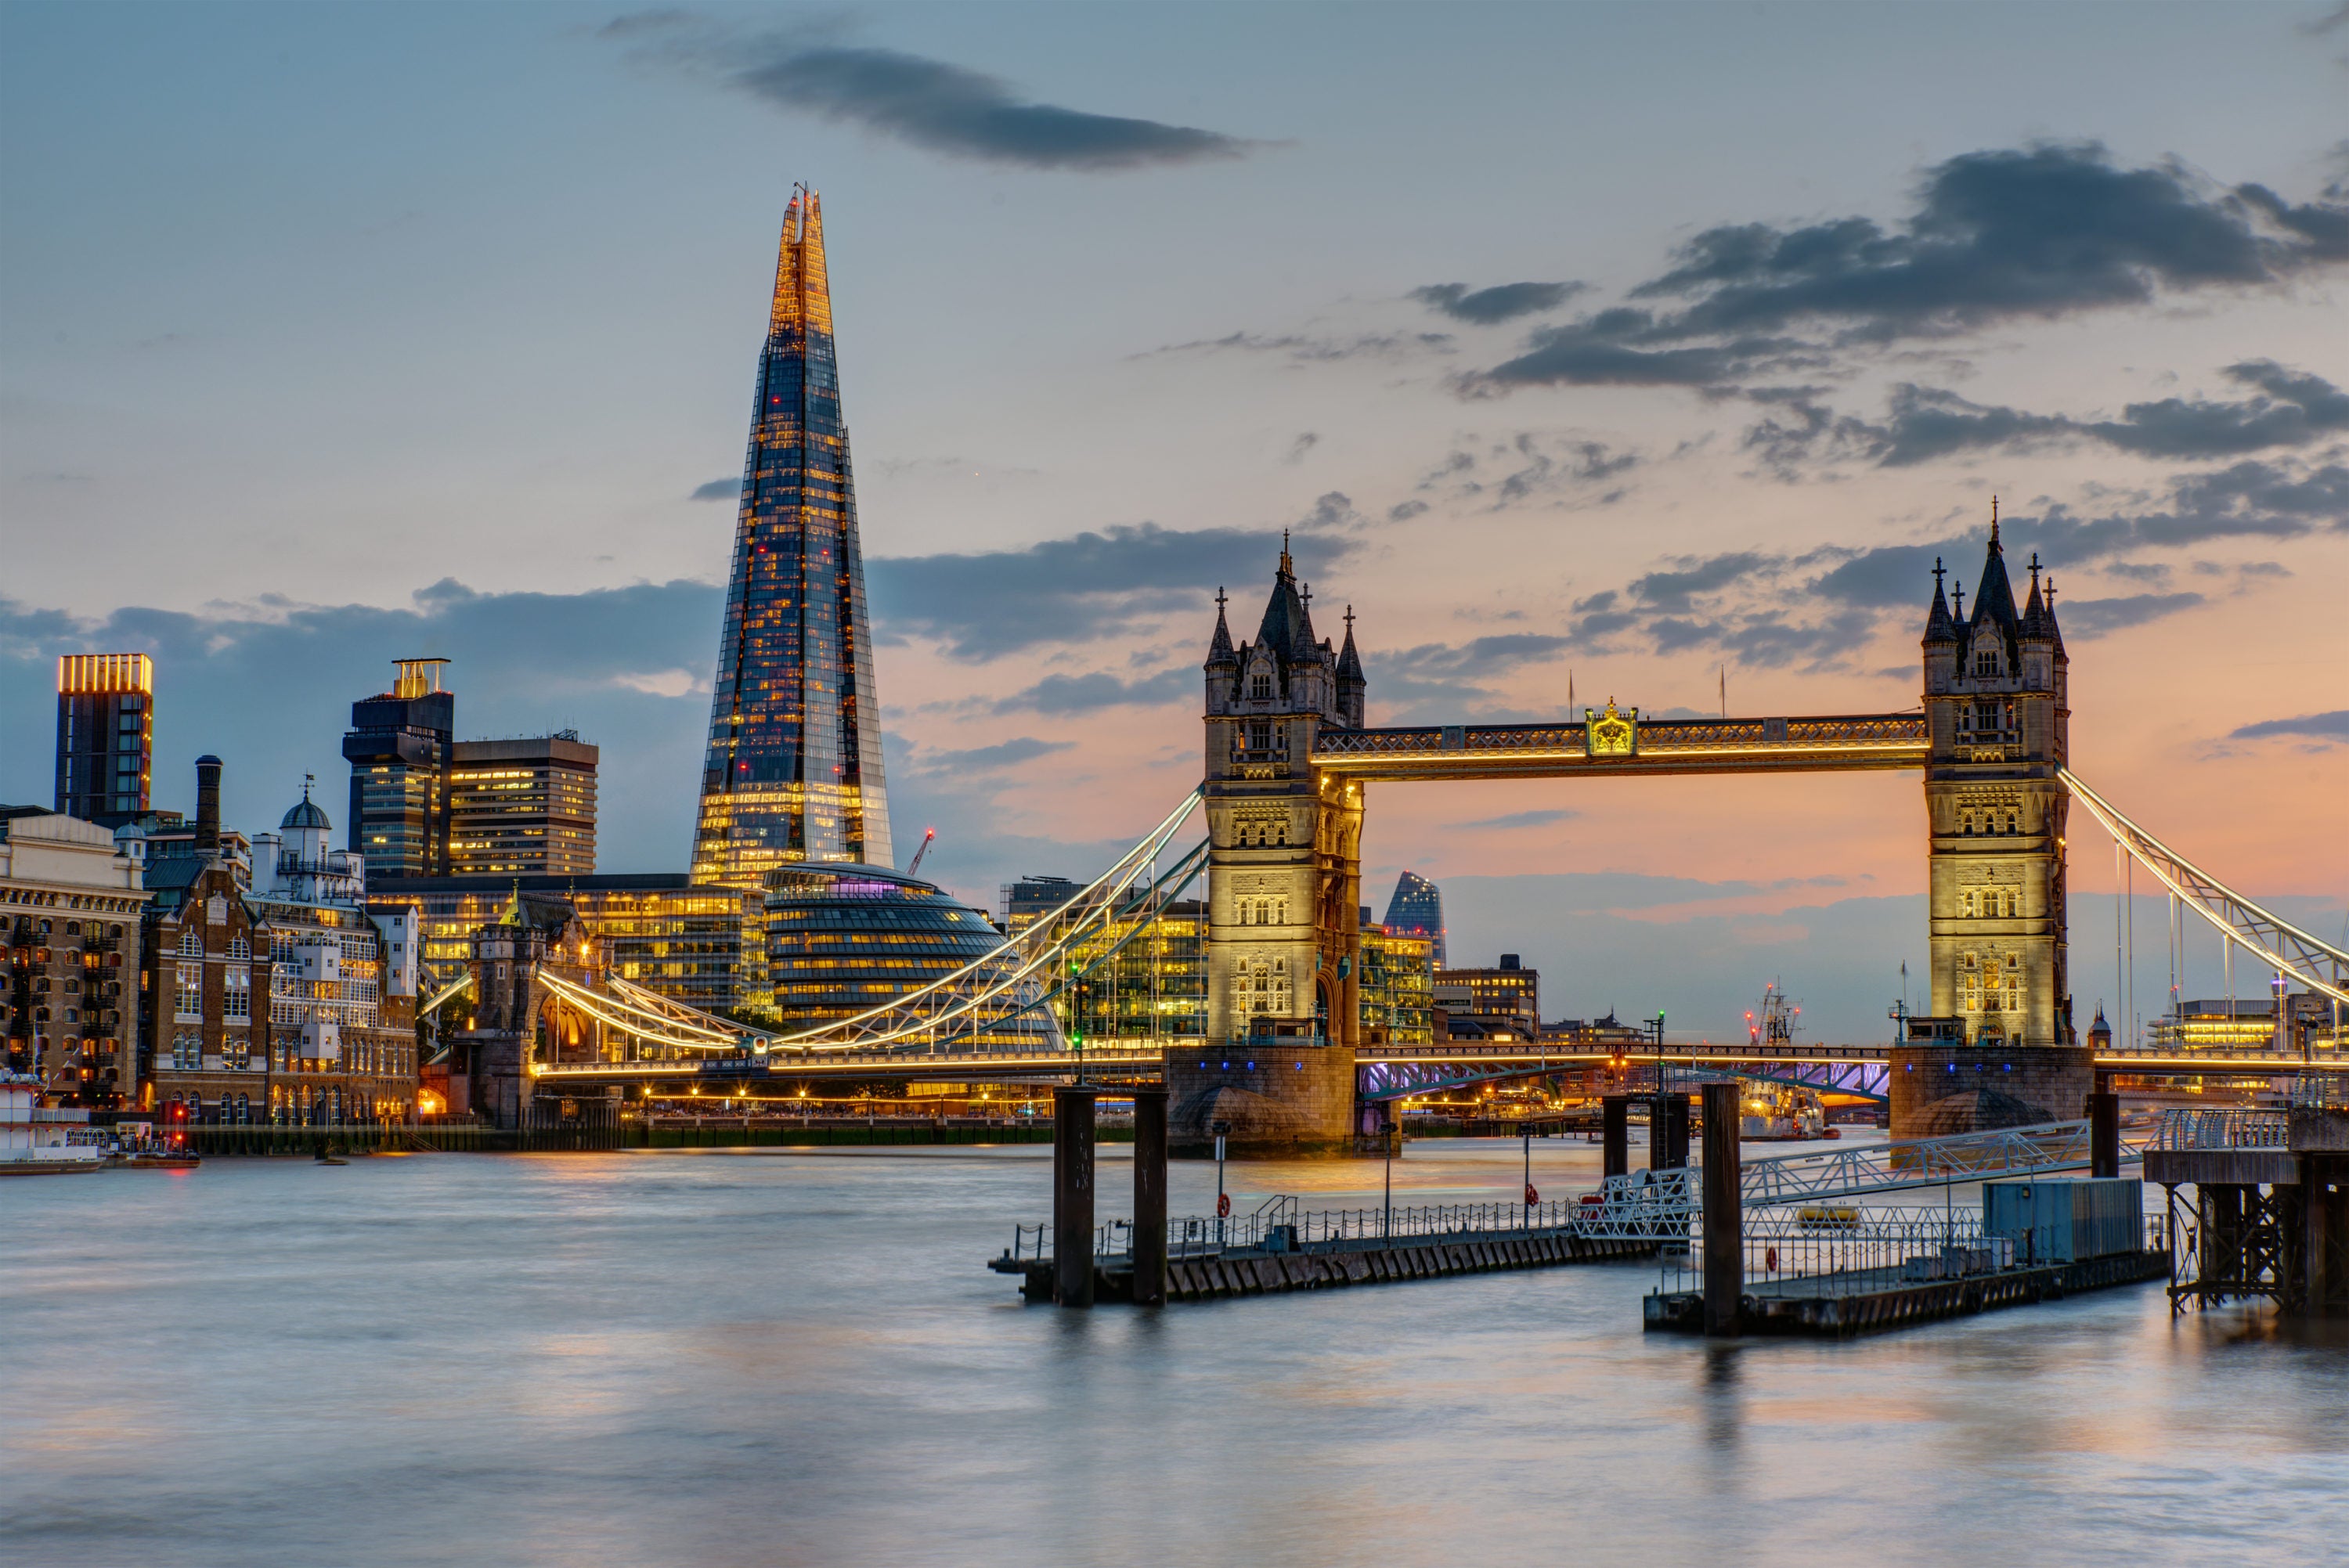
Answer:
[1, 809, 151, 1107]
[447, 734, 598, 878]
[375, 874, 767, 1020]
[140, 762, 419, 1124]
[1433, 956, 1539, 1033]
[343, 658, 455, 878]
[1922, 517, 2072, 1046]
[54, 654, 153, 828]
[764, 863, 1037, 1045]
[1382, 871, 1446, 970]
[693, 186, 892, 889]
[1358, 917, 1433, 1046]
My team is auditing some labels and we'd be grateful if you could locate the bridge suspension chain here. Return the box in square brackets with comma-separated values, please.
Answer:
[539, 788, 1210, 1057]
[2060, 768, 2348, 1007]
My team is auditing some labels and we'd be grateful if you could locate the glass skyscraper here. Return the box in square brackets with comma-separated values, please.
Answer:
[692, 186, 891, 889]
[1384, 871, 1447, 969]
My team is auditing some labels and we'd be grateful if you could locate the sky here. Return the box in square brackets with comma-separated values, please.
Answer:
[4, 2, 2344, 1044]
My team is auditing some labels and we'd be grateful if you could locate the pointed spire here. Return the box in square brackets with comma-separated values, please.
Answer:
[1925, 556, 1955, 643]
[1279, 528, 1294, 579]
[1337, 604, 1364, 680]
[1990, 494, 2000, 549]
[1206, 586, 1236, 665]
[2043, 575, 2067, 661]
[2021, 550, 2050, 638]
[767, 184, 835, 337]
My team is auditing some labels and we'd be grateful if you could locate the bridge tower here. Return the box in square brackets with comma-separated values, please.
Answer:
[1902, 512, 2089, 1134]
[1172, 542, 1363, 1152]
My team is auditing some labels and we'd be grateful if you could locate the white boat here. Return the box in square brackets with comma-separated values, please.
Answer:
[0, 1071, 106, 1173]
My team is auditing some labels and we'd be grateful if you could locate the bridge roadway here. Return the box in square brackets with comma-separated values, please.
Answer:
[1311, 713, 1929, 780]
[527, 1038, 2333, 1094]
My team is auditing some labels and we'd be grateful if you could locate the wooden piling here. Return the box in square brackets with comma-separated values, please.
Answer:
[1132, 1087, 1168, 1307]
[1601, 1095, 1629, 1179]
[1701, 1080, 1742, 1337]
[1651, 1092, 1690, 1171]
[1052, 1087, 1102, 1308]
[2089, 1090, 2120, 1180]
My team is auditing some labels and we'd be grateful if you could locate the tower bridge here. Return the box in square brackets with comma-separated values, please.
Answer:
[445, 525, 2340, 1148]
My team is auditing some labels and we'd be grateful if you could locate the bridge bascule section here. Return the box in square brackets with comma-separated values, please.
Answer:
[450, 524, 2339, 1145]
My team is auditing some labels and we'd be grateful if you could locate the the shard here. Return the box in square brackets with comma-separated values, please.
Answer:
[692, 186, 892, 888]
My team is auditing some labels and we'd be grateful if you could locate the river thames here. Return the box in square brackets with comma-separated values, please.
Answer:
[5, 1141, 2344, 1567]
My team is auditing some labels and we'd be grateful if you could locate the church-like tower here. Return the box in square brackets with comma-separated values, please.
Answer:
[1921, 509, 2072, 1046]
[691, 187, 892, 889]
[1201, 539, 1365, 1044]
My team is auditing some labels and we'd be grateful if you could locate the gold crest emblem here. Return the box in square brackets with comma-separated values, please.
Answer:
[1585, 697, 1638, 758]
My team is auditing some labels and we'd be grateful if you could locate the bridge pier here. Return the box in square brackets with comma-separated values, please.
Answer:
[2090, 1083, 2120, 1179]
[1701, 1081, 1742, 1337]
[1052, 1087, 1101, 1308]
[1132, 1087, 1168, 1307]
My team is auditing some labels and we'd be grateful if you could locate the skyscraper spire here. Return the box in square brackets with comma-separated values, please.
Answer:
[693, 186, 892, 888]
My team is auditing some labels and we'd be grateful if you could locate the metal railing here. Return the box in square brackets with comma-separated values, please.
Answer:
[2145, 1106, 2290, 1150]
[2289, 1072, 2349, 1112]
[1736, 1119, 2127, 1206]
[1654, 1210, 2167, 1299]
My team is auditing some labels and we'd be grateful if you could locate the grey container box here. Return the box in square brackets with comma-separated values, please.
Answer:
[1984, 1178, 2144, 1263]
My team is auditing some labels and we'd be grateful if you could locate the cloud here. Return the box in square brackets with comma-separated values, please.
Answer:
[1765, 361, 2349, 468]
[992, 667, 1193, 715]
[1451, 808, 1578, 831]
[624, 29, 1265, 171]
[1412, 433, 1642, 510]
[1142, 330, 1452, 363]
[2229, 708, 2349, 742]
[1386, 499, 1430, 523]
[611, 668, 708, 697]
[1412, 281, 1586, 325]
[1629, 551, 1777, 613]
[868, 522, 1351, 661]
[689, 477, 739, 501]
[2051, 592, 2206, 637]
[1460, 142, 2349, 395]
[1369, 633, 1573, 712]
[908, 736, 1073, 773]
[1284, 432, 1319, 464]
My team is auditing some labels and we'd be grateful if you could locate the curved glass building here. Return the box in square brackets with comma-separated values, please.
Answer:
[764, 865, 1055, 1050]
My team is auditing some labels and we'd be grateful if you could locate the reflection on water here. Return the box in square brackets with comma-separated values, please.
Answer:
[3, 1141, 2344, 1568]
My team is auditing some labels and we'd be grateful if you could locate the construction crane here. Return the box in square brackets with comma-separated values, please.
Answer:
[906, 827, 936, 879]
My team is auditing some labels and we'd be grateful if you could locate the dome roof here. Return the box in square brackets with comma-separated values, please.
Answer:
[281, 795, 332, 831]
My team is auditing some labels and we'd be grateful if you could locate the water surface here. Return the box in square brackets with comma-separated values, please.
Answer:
[4, 1140, 2341, 1566]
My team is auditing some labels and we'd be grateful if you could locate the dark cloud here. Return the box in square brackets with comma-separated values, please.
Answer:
[1412, 281, 1587, 325]
[683, 39, 1261, 171]
[1385, 499, 1429, 523]
[1367, 633, 1573, 713]
[907, 737, 1073, 773]
[1769, 361, 2349, 469]
[868, 522, 1351, 661]
[992, 667, 1193, 715]
[689, 477, 739, 501]
[1451, 808, 1578, 831]
[1628, 551, 1777, 613]
[1462, 143, 2349, 395]
[0, 580, 723, 871]
[1284, 432, 1319, 464]
[1142, 330, 1452, 363]
[2050, 592, 2206, 637]
[1808, 460, 2349, 608]
[2229, 709, 2349, 742]
[1413, 434, 1641, 509]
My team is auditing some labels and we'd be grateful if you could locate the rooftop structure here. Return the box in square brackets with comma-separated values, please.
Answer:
[54, 653, 153, 828]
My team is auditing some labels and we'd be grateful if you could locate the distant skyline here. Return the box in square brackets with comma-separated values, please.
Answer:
[3, 2, 2343, 1041]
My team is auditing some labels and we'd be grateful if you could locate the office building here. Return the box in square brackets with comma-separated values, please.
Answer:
[1359, 910, 1434, 1046]
[373, 874, 769, 1019]
[343, 658, 454, 878]
[2146, 993, 2343, 1055]
[448, 733, 598, 878]
[765, 863, 1041, 1047]
[1, 807, 153, 1106]
[54, 653, 153, 828]
[1384, 871, 1446, 969]
[1001, 874, 1080, 933]
[693, 186, 893, 889]
[1434, 954, 1539, 1034]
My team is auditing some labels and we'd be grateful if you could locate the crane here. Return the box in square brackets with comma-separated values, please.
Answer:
[906, 827, 936, 879]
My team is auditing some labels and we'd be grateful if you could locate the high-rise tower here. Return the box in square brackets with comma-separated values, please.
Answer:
[55, 654, 153, 827]
[692, 186, 891, 889]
